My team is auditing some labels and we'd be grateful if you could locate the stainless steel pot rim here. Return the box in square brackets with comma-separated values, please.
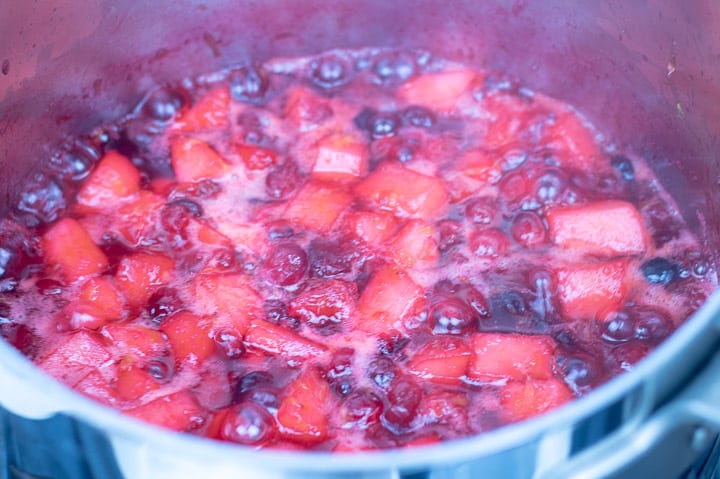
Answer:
[2, 289, 719, 471]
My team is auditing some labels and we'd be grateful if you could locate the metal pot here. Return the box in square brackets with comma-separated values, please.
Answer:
[0, 1, 719, 478]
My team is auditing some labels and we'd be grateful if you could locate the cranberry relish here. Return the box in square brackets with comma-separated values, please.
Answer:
[0, 48, 716, 451]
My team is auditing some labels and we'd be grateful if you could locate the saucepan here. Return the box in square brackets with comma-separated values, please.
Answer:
[0, 0, 719, 478]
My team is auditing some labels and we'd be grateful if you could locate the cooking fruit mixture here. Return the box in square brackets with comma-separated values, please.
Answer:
[0, 49, 716, 451]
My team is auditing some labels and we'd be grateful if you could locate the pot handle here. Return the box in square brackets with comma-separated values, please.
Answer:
[546, 346, 720, 479]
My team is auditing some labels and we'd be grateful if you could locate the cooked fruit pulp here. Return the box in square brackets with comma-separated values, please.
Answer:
[0, 48, 716, 451]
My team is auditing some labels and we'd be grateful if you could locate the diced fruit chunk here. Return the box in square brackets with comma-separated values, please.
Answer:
[115, 191, 165, 246]
[277, 368, 331, 443]
[544, 111, 601, 169]
[43, 218, 108, 282]
[311, 133, 368, 181]
[125, 390, 205, 432]
[115, 253, 175, 309]
[171, 86, 230, 132]
[170, 137, 229, 182]
[408, 338, 472, 384]
[345, 211, 398, 247]
[192, 274, 263, 334]
[547, 200, 648, 256]
[101, 324, 170, 360]
[38, 331, 111, 387]
[284, 86, 332, 129]
[399, 70, 477, 110]
[76, 151, 141, 211]
[115, 356, 162, 401]
[288, 279, 357, 328]
[236, 144, 279, 171]
[161, 311, 215, 365]
[500, 379, 574, 421]
[557, 260, 629, 320]
[388, 220, 439, 268]
[284, 181, 353, 232]
[65, 276, 125, 330]
[354, 163, 449, 219]
[358, 265, 424, 329]
[244, 321, 327, 363]
[468, 333, 556, 381]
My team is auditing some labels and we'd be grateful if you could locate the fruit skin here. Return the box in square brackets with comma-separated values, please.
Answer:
[546, 200, 648, 256]
[358, 265, 424, 330]
[42, 218, 108, 282]
[276, 368, 331, 444]
[288, 279, 358, 329]
[556, 259, 629, 320]
[468, 333, 556, 381]
[170, 136, 229, 182]
[408, 337, 472, 384]
[354, 162, 449, 220]
[76, 151, 141, 212]
[243, 320, 327, 363]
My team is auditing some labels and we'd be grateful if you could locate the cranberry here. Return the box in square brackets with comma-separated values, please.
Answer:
[220, 402, 276, 445]
[49, 147, 96, 181]
[147, 287, 184, 323]
[468, 228, 509, 257]
[497, 290, 527, 316]
[0, 221, 41, 280]
[402, 106, 435, 129]
[324, 348, 356, 395]
[377, 332, 410, 356]
[644, 200, 681, 247]
[266, 221, 294, 240]
[311, 54, 349, 88]
[383, 376, 422, 430]
[610, 155, 635, 181]
[142, 86, 188, 121]
[436, 220, 463, 251]
[498, 171, 530, 205]
[341, 389, 384, 428]
[532, 167, 568, 204]
[170, 179, 222, 199]
[15, 173, 69, 226]
[229, 65, 269, 102]
[308, 239, 355, 278]
[372, 52, 415, 83]
[265, 160, 301, 199]
[464, 197, 495, 224]
[458, 285, 490, 319]
[235, 372, 281, 410]
[599, 309, 635, 343]
[146, 359, 172, 382]
[263, 300, 300, 329]
[213, 328, 246, 358]
[528, 269, 557, 320]
[558, 354, 600, 393]
[166, 198, 203, 218]
[641, 257, 678, 286]
[35, 278, 64, 296]
[429, 295, 476, 334]
[632, 307, 672, 345]
[510, 211, 548, 248]
[369, 112, 399, 139]
[262, 243, 308, 286]
[368, 356, 397, 389]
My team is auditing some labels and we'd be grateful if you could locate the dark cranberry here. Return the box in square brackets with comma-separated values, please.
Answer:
[325, 348, 354, 379]
[611, 155, 635, 181]
[641, 257, 678, 286]
[644, 200, 681, 247]
[265, 160, 301, 199]
[599, 309, 635, 343]
[160, 202, 193, 238]
[167, 198, 203, 218]
[436, 220, 463, 251]
[15, 174, 69, 226]
[457, 285, 490, 319]
[510, 211, 548, 248]
[237, 371, 273, 394]
[99, 235, 134, 266]
[35, 278, 64, 296]
[402, 106, 435, 129]
[369, 112, 399, 139]
[464, 197, 495, 225]
[146, 359, 172, 382]
[220, 402, 276, 445]
[528, 269, 557, 320]
[308, 239, 356, 278]
[632, 307, 672, 345]
[263, 300, 300, 329]
[532, 167, 568, 205]
[558, 355, 600, 393]
[497, 290, 527, 316]
[311, 54, 349, 88]
[377, 332, 410, 356]
[368, 356, 397, 389]
[171, 179, 223, 199]
[429, 295, 476, 334]
[213, 328, 246, 358]
[147, 287, 183, 323]
[0, 221, 41, 280]
[342, 389, 384, 428]
[49, 147, 96, 181]
[383, 376, 422, 430]
[610, 342, 650, 372]
[228, 65, 269, 102]
[498, 171, 531, 205]
[266, 221, 294, 240]
[372, 52, 415, 83]
[143, 86, 188, 121]
[468, 228, 509, 257]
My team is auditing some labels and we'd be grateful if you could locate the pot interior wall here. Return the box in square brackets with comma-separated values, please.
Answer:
[0, 0, 718, 244]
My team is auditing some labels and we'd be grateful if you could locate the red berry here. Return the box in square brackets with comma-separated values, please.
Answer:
[220, 402, 276, 445]
[262, 243, 308, 286]
[510, 211, 548, 248]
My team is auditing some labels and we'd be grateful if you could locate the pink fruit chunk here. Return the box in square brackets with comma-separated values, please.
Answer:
[408, 337, 472, 384]
[170, 136, 229, 182]
[125, 390, 206, 432]
[358, 265, 424, 330]
[76, 151, 141, 211]
[399, 70, 477, 110]
[311, 133, 368, 181]
[38, 331, 111, 387]
[468, 333, 556, 382]
[546, 200, 648, 256]
[284, 181, 353, 232]
[235, 144, 279, 171]
[101, 323, 170, 360]
[171, 86, 230, 132]
[354, 162, 449, 220]
[115, 253, 175, 309]
[557, 259, 629, 320]
[64, 276, 125, 330]
[192, 274, 263, 335]
[42, 218, 108, 282]
[288, 279, 358, 329]
[500, 379, 574, 421]
[388, 220, 439, 268]
[276, 368, 331, 444]
[344, 211, 398, 247]
[161, 311, 215, 365]
[243, 321, 327, 363]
